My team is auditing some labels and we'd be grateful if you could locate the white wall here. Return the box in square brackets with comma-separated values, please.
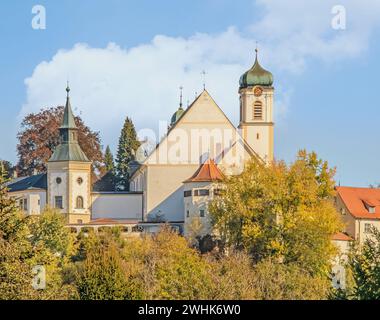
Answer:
[184, 181, 214, 238]
[91, 193, 143, 220]
[48, 170, 68, 212]
[357, 219, 380, 244]
[9, 190, 46, 215]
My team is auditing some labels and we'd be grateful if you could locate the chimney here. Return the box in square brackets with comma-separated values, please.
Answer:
[33, 168, 38, 176]
[13, 170, 18, 179]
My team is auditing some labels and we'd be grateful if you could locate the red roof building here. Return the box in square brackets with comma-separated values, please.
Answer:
[336, 186, 380, 219]
[335, 186, 380, 244]
[184, 159, 224, 183]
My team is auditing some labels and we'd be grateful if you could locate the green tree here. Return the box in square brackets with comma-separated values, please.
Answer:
[0, 160, 13, 179]
[251, 258, 329, 300]
[76, 241, 134, 300]
[144, 227, 214, 300]
[342, 228, 380, 300]
[0, 173, 77, 300]
[104, 145, 115, 172]
[0, 240, 41, 299]
[206, 251, 257, 299]
[209, 150, 342, 276]
[115, 117, 140, 191]
[123, 226, 216, 299]
[0, 163, 28, 241]
[28, 208, 74, 257]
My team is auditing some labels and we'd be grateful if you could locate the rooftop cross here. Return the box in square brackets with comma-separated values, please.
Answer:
[179, 86, 183, 108]
[201, 70, 207, 90]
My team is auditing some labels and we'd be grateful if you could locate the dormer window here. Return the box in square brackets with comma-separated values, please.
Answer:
[363, 200, 376, 213]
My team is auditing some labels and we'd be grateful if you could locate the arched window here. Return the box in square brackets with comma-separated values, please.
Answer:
[76, 196, 84, 209]
[253, 101, 263, 120]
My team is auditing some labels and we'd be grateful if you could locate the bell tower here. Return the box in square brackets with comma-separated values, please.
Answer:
[238, 49, 274, 163]
[47, 85, 92, 224]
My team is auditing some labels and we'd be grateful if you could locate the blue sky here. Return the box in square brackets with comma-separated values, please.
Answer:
[1, 0, 380, 187]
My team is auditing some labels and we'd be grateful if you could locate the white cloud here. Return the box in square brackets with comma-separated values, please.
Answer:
[20, 0, 380, 153]
[20, 28, 258, 152]
[252, 0, 380, 72]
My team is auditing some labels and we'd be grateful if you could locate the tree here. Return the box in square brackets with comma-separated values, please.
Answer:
[250, 258, 329, 300]
[0, 240, 40, 300]
[0, 160, 13, 179]
[206, 251, 257, 299]
[341, 228, 380, 300]
[0, 169, 76, 300]
[207, 253, 329, 300]
[76, 239, 137, 300]
[17, 106, 104, 176]
[209, 150, 342, 276]
[115, 117, 140, 191]
[0, 163, 27, 241]
[104, 145, 115, 172]
[121, 226, 215, 300]
[28, 208, 74, 257]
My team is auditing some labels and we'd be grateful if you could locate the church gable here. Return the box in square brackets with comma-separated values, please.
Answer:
[145, 90, 240, 166]
[177, 90, 234, 125]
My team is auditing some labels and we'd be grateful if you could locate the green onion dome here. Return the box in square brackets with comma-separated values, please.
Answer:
[239, 50, 273, 89]
[170, 106, 185, 126]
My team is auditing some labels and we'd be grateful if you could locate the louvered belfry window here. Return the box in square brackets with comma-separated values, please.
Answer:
[253, 101, 263, 120]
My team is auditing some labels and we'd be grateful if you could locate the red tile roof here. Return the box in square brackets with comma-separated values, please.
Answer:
[332, 232, 353, 241]
[184, 159, 224, 183]
[336, 186, 380, 219]
[88, 218, 139, 225]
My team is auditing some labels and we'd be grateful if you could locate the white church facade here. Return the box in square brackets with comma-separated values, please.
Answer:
[7, 50, 275, 234]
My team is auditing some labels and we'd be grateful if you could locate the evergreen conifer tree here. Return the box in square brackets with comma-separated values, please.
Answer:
[0, 162, 21, 240]
[115, 117, 140, 191]
[104, 145, 115, 172]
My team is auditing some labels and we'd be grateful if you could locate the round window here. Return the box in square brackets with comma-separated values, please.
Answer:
[77, 177, 83, 185]
[56, 177, 62, 184]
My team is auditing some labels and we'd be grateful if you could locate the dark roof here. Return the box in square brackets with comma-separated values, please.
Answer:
[128, 160, 142, 178]
[7, 174, 47, 192]
[49, 86, 90, 163]
[92, 171, 116, 192]
[49, 143, 90, 162]
[61, 86, 77, 129]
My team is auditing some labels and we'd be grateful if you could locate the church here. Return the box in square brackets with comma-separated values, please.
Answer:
[7, 50, 275, 235]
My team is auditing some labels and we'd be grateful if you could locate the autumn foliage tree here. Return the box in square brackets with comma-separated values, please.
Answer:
[0, 165, 76, 299]
[17, 106, 104, 176]
[209, 150, 342, 276]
